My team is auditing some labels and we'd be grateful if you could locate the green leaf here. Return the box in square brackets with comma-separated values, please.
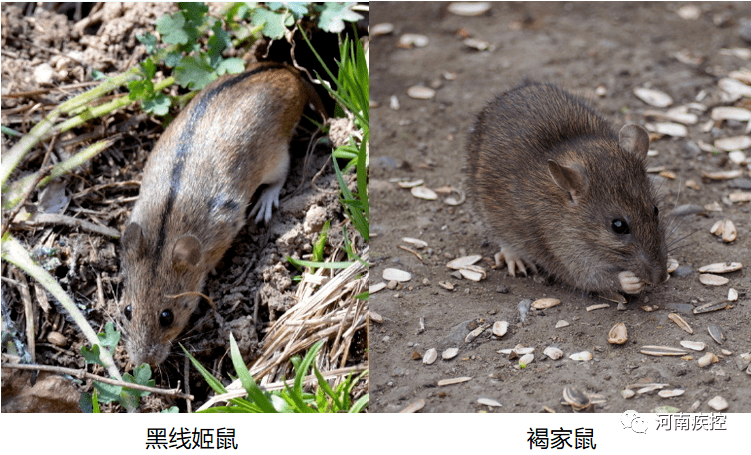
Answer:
[250, 8, 294, 40]
[267, 2, 309, 19]
[156, 12, 190, 45]
[312, 220, 330, 263]
[229, 333, 277, 413]
[92, 381, 122, 404]
[98, 322, 120, 355]
[143, 93, 171, 116]
[180, 344, 228, 395]
[208, 21, 231, 67]
[81, 344, 102, 366]
[317, 3, 363, 33]
[174, 56, 216, 90]
[136, 33, 159, 54]
[164, 51, 183, 68]
[216, 58, 246, 76]
[179, 2, 209, 26]
[161, 406, 179, 413]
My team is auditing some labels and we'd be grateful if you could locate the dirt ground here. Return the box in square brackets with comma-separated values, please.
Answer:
[369, 2, 750, 413]
[1, 2, 367, 412]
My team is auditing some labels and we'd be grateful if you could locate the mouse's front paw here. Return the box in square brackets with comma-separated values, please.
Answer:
[495, 247, 537, 278]
[618, 270, 645, 294]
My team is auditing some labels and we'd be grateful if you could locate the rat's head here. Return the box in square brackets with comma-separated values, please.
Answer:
[546, 124, 668, 293]
[118, 222, 206, 367]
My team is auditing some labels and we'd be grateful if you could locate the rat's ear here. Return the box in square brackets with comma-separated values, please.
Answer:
[548, 159, 588, 204]
[618, 124, 649, 159]
[172, 235, 202, 268]
[121, 222, 144, 254]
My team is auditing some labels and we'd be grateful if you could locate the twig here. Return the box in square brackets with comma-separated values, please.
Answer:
[13, 213, 120, 238]
[2, 361, 194, 400]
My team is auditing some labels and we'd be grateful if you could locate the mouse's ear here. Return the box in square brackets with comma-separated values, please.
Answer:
[618, 124, 649, 159]
[548, 159, 588, 205]
[121, 222, 144, 254]
[172, 235, 203, 268]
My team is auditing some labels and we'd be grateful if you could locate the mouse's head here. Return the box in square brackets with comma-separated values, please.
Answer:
[545, 124, 668, 293]
[118, 221, 206, 367]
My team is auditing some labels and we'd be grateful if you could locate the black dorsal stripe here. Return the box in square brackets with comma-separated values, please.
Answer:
[151, 63, 287, 271]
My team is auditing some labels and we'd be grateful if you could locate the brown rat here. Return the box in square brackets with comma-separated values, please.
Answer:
[118, 62, 324, 367]
[467, 83, 667, 295]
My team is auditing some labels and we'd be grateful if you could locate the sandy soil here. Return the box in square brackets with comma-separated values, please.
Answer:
[369, 1, 750, 413]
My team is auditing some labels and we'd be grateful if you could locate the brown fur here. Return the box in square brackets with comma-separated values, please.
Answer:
[467, 83, 667, 294]
[118, 62, 324, 367]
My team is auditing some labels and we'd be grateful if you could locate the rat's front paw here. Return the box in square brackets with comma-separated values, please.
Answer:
[495, 247, 537, 278]
[618, 270, 645, 294]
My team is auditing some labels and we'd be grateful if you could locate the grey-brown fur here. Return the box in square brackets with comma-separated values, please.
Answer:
[118, 62, 323, 367]
[467, 83, 667, 294]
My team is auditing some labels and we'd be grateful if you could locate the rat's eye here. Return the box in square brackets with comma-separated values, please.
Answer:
[612, 218, 630, 235]
[653, 205, 659, 218]
[159, 309, 174, 327]
[124, 305, 132, 321]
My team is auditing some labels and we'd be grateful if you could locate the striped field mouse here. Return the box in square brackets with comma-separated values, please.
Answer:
[118, 61, 325, 367]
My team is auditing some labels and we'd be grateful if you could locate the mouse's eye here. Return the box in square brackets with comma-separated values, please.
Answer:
[159, 309, 174, 327]
[653, 205, 659, 218]
[611, 218, 630, 235]
[124, 305, 132, 321]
